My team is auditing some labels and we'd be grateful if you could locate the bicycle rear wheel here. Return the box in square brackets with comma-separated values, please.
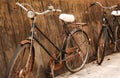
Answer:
[64, 29, 90, 73]
[5, 44, 36, 78]
[97, 30, 107, 65]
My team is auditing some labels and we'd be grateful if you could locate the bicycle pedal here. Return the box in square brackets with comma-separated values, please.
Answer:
[54, 60, 59, 64]
[46, 66, 53, 78]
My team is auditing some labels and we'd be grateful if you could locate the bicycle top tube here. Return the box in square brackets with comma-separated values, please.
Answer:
[16, 2, 62, 19]
[89, 2, 118, 10]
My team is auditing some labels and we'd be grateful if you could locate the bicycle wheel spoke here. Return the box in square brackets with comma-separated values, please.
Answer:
[64, 30, 89, 73]
[5, 44, 35, 78]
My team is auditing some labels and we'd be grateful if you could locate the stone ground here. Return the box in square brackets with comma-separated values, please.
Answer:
[56, 52, 120, 78]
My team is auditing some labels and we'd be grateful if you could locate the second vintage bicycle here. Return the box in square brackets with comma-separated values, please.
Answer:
[89, 2, 120, 65]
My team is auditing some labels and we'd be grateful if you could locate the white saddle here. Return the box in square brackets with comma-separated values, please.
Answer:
[111, 10, 120, 16]
[59, 14, 75, 22]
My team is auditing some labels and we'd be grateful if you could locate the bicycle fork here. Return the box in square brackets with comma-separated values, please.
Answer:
[19, 22, 35, 78]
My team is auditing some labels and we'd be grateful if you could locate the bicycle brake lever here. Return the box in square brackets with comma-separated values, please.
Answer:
[116, 4, 120, 10]
[48, 5, 54, 10]
[48, 5, 62, 12]
[85, 2, 96, 13]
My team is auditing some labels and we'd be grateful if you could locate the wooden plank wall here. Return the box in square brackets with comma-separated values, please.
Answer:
[0, 0, 120, 77]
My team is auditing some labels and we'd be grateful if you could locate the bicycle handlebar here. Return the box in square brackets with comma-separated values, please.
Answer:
[16, 2, 62, 16]
[89, 2, 117, 10]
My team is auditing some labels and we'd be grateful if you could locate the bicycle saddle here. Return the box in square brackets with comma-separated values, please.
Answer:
[59, 14, 75, 22]
[111, 10, 120, 16]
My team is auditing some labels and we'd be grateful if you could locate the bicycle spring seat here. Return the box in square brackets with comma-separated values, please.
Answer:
[111, 10, 120, 16]
[59, 14, 75, 23]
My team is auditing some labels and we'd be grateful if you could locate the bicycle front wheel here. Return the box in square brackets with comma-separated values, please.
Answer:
[115, 25, 120, 51]
[97, 30, 107, 65]
[64, 29, 90, 73]
[5, 44, 36, 78]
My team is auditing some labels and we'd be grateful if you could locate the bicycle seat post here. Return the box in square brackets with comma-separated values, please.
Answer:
[63, 21, 70, 36]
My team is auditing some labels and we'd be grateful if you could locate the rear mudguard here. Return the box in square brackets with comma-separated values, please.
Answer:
[62, 28, 90, 52]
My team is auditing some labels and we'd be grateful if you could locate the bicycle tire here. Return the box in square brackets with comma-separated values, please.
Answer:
[97, 30, 107, 65]
[4, 44, 36, 78]
[115, 25, 120, 51]
[64, 29, 90, 73]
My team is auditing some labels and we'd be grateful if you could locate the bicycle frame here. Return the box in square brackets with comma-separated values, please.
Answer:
[24, 18, 71, 62]
[101, 12, 116, 43]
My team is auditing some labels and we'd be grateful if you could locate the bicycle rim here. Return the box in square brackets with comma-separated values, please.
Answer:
[5, 44, 36, 78]
[115, 26, 120, 51]
[97, 32, 106, 65]
[64, 30, 89, 73]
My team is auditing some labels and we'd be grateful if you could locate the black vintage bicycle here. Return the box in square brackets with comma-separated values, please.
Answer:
[89, 2, 120, 65]
[5, 2, 90, 78]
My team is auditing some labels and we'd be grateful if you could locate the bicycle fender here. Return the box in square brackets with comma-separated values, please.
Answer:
[20, 39, 31, 45]
[70, 28, 91, 44]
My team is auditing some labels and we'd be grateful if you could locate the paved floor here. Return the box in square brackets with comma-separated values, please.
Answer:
[56, 52, 120, 78]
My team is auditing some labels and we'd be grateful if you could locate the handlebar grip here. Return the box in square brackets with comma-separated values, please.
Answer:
[89, 2, 96, 7]
[16, 2, 28, 11]
[116, 4, 120, 10]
